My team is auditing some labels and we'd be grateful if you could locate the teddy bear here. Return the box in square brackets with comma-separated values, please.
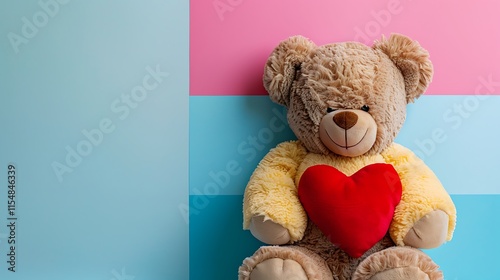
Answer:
[238, 34, 456, 280]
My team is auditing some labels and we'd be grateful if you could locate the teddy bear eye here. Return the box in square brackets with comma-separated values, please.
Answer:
[361, 105, 370, 112]
[326, 107, 336, 113]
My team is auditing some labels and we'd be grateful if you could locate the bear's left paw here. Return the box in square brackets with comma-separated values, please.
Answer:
[403, 209, 449, 248]
[239, 246, 333, 280]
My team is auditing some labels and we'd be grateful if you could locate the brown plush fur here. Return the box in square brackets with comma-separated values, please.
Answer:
[240, 34, 450, 280]
[373, 35, 433, 103]
[298, 220, 396, 279]
[263, 34, 433, 155]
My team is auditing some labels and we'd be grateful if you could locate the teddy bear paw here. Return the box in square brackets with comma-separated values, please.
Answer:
[403, 209, 449, 248]
[249, 258, 308, 280]
[352, 247, 443, 280]
[369, 267, 430, 280]
[249, 215, 290, 245]
[239, 246, 333, 280]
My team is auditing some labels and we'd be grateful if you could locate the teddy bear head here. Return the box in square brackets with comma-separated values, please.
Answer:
[263, 34, 433, 157]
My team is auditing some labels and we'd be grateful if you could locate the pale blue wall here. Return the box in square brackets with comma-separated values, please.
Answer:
[0, 1, 188, 279]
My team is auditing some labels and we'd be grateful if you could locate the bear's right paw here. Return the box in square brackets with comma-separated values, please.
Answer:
[369, 267, 430, 280]
[249, 215, 290, 245]
[352, 247, 443, 280]
[249, 258, 307, 280]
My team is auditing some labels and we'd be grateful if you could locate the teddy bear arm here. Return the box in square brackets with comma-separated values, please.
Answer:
[382, 143, 457, 247]
[243, 141, 309, 243]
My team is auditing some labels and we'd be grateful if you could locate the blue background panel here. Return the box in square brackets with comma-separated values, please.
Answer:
[190, 95, 500, 195]
[427, 195, 500, 280]
[0, 1, 189, 279]
[190, 195, 500, 280]
[189, 96, 296, 196]
[189, 195, 264, 280]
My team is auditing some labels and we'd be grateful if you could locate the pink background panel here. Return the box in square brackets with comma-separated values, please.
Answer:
[191, 0, 500, 96]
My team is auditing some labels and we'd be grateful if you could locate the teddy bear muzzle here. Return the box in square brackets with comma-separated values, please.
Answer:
[319, 109, 377, 157]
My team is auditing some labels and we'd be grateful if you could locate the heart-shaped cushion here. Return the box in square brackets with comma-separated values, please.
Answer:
[298, 163, 402, 258]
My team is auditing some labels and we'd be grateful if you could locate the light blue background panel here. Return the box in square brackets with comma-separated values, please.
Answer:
[189, 194, 500, 280]
[190, 95, 500, 279]
[0, 1, 188, 279]
[191, 95, 500, 195]
[189, 96, 296, 197]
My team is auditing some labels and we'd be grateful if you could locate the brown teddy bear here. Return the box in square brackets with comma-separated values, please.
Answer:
[238, 34, 456, 280]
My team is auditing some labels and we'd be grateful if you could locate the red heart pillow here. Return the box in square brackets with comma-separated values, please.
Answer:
[298, 163, 402, 258]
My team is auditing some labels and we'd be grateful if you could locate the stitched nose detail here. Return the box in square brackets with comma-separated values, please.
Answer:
[333, 111, 358, 130]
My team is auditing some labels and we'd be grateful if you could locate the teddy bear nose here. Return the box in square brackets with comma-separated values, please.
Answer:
[333, 111, 358, 130]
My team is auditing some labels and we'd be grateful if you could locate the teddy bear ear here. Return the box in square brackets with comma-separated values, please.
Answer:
[263, 36, 316, 106]
[373, 34, 433, 103]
